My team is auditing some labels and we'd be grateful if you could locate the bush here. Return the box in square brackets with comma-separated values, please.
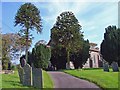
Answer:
[32, 44, 51, 69]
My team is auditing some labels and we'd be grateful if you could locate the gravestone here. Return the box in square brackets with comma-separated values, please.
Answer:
[20, 57, 26, 67]
[70, 61, 74, 69]
[111, 62, 119, 72]
[23, 64, 32, 86]
[66, 62, 70, 69]
[32, 68, 42, 88]
[103, 62, 109, 72]
[17, 65, 24, 83]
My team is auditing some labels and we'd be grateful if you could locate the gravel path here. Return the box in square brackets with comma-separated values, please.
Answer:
[48, 71, 102, 89]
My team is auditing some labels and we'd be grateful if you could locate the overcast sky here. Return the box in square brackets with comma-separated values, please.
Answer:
[1, 0, 118, 51]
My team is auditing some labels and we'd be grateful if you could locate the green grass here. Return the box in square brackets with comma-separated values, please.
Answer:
[63, 68, 119, 90]
[42, 70, 53, 88]
[1, 70, 53, 89]
[1, 70, 36, 89]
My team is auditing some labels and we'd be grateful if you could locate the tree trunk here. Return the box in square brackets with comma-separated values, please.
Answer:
[66, 48, 70, 69]
[25, 28, 29, 63]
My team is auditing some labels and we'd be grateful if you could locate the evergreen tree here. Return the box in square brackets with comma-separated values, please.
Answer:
[101, 26, 119, 66]
[15, 3, 42, 62]
[71, 39, 90, 69]
[32, 43, 51, 69]
[51, 11, 83, 69]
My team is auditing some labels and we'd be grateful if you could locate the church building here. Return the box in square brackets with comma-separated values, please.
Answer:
[83, 43, 103, 68]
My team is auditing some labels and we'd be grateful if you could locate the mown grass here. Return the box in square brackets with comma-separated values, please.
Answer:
[42, 70, 53, 88]
[1, 70, 53, 89]
[2, 71, 31, 89]
[63, 68, 119, 90]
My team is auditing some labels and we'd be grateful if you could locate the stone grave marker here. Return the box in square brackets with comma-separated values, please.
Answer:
[111, 62, 119, 72]
[103, 62, 109, 72]
[32, 68, 42, 88]
[17, 65, 24, 84]
[23, 64, 32, 86]
[70, 61, 74, 69]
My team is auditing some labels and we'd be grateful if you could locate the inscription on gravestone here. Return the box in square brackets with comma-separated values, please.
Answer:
[23, 64, 32, 86]
[32, 68, 42, 88]
[111, 62, 119, 72]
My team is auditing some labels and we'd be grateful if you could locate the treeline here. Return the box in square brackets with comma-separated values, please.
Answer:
[2, 2, 120, 70]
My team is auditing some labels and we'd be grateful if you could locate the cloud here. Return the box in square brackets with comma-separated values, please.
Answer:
[3, 1, 116, 47]
[39, 2, 117, 46]
[79, 2, 118, 47]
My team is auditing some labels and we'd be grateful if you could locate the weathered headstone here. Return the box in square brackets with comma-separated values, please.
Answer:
[103, 62, 109, 72]
[17, 65, 24, 83]
[32, 68, 42, 88]
[23, 64, 32, 86]
[111, 62, 119, 72]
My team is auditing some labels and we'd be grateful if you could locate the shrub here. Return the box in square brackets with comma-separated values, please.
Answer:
[33, 44, 51, 69]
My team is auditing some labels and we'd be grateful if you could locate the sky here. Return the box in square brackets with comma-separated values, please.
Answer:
[1, 0, 118, 52]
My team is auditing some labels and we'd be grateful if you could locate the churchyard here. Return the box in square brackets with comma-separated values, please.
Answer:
[1, 69, 53, 89]
[63, 68, 119, 90]
[1, 2, 120, 90]
[1, 67, 119, 89]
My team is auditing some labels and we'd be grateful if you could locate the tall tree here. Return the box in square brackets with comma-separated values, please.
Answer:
[100, 26, 119, 65]
[51, 11, 83, 69]
[15, 3, 42, 62]
[71, 40, 90, 69]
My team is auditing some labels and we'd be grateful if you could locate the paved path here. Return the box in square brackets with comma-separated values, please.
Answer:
[48, 71, 102, 89]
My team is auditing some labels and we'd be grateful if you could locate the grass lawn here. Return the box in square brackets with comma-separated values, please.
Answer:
[43, 70, 53, 88]
[63, 68, 119, 90]
[1, 70, 53, 89]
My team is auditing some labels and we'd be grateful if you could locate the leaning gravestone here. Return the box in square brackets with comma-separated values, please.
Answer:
[111, 62, 119, 72]
[23, 64, 32, 86]
[103, 62, 109, 72]
[32, 68, 42, 88]
[17, 65, 24, 83]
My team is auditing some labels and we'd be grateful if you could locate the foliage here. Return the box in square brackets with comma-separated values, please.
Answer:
[71, 40, 90, 69]
[64, 69, 119, 90]
[50, 11, 84, 69]
[28, 43, 51, 69]
[50, 46, 67, 70]
[50, 11, 90, 69]
[100, 26, 120, 66]
[15, 3, 42, 31]
[15, 3, 42, 62]
[17, 31, 32, 53]
[50, 40, 89, 69]
[2, 33, 25, 69]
